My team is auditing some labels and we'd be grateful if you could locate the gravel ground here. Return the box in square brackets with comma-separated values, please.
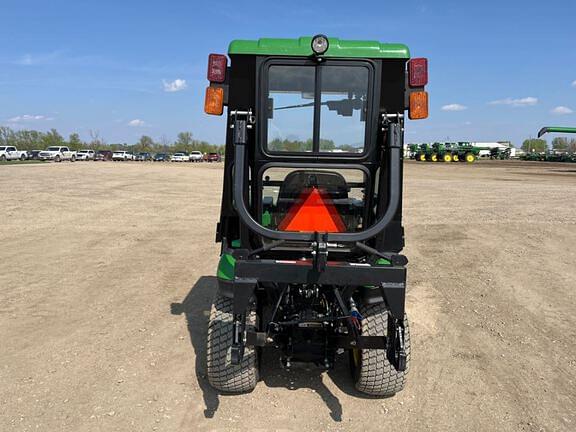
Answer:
[1, 160, 575, 432]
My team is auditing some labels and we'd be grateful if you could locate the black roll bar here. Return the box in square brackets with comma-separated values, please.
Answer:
[232, 115, 402, 243]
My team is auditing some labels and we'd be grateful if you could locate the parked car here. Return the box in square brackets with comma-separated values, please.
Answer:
[189, 151, 204, 162]
[112, 151, 134, 161]
[153, 153, 170, 162]
[0, 146, 28, 161]
[76, 149, 96, 161]
[171, 152, 191, 162]
[27, 150, 42, 160]
[38, 146, 76, 162]
[135, 152, 152, 161]
[204, 152, 221, 162]
[95, 150, 113, 161]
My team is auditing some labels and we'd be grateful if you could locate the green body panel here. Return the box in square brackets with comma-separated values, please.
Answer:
[538, 126, 576, 138]
[217, 253, 236, 281]
[228, 37, 410, 59]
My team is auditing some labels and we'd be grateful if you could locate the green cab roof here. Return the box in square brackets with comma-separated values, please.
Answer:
[228, 37, 410, 59]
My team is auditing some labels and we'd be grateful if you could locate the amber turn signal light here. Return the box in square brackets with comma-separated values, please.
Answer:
[409, 91, 428, 120]
[204, 86, 224, 116]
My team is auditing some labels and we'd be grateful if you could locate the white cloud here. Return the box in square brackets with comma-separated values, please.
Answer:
[551, 106, 573, 115]
[128, 119, 146, 127]
[489, 97, 538, 107]
[7, 114, 53, 122]
[441, 103, 467, 112]
[163, 79, 187, 92]
[572, 80, 576, 87]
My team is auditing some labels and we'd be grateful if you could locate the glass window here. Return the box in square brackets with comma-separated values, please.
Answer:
[266, 65, 315, 152]
[319, 66, 368, 153]
[265, 63, 370, 155]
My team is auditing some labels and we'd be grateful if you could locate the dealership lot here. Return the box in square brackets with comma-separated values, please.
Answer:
[1, 161, 575, 431]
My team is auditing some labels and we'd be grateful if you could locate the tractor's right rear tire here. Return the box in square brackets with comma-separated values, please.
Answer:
[351, 303, 410, 397]
[206, 295, 259, 393]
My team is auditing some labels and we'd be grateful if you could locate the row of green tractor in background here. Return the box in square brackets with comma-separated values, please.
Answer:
[408, 142, 510, 163]
[520, 151, 576, 163]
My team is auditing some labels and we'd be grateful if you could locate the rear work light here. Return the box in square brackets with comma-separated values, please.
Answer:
[409, 91, 429, 120]
[204, 86, 224, 115]
[408, 58, 428, 87]
[207, 54, 227, 83]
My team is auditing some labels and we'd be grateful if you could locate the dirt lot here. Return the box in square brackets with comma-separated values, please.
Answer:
[1, 160, 575, 432]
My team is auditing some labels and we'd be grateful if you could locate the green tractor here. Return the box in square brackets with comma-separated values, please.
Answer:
[454, 142, 480, 163]
[408, 143, 419, 160]
[203, 35, 429, 396]
[489, 147, 511, 160]
[415, 143, 436, 161]
[432, 142, 454, 162]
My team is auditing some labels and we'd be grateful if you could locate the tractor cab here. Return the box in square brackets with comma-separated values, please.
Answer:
[203, 35, 428, 396]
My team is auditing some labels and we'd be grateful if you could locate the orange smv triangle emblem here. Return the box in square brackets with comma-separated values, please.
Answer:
[278, 188, 346, 233]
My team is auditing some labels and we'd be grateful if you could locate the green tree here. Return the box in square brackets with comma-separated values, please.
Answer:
[521, 138, 547, 152]
[551, 137, 568, 151]
[42, 129, 65, 148]
[68, 133, 83, 151]
[176, 132, 193, 147]
[0, 126, 15, 146]
[137, 135, 155, 152]
[568, 139, 576, 153]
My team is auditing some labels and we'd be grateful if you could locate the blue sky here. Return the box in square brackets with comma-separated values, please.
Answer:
[1, 0, 575, 146]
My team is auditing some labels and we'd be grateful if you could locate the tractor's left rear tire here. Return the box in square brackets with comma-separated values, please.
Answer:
[351, 303, 410, 397]
[206, 295, 259, 393]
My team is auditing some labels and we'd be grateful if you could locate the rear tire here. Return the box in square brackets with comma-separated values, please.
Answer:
[351, 303, 410, 397]
[465, 152, 475, 163]
[20, 154, 26, 161]
[206, 295, 259, 393]
[0, 155, 6, 162]
[443, 153, 452, 162]
[55, 155, 61, 163]
[452, 154, 459, 162]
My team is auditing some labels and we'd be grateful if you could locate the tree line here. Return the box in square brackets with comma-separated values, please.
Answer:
[0, 127, 224, 154]
[268, 137, 360, 152]
[521, 137, 576, 153]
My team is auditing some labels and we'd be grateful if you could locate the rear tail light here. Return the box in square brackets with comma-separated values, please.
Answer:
[409, 91, 429, 120]
[408, 58, 428, 87]
[207, 54, 227, 83]
[204, 86, 224, 115]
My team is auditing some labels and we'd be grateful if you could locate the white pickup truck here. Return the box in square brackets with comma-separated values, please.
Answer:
[38, 146, 77, 162]
[0, 146, 28, 161]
